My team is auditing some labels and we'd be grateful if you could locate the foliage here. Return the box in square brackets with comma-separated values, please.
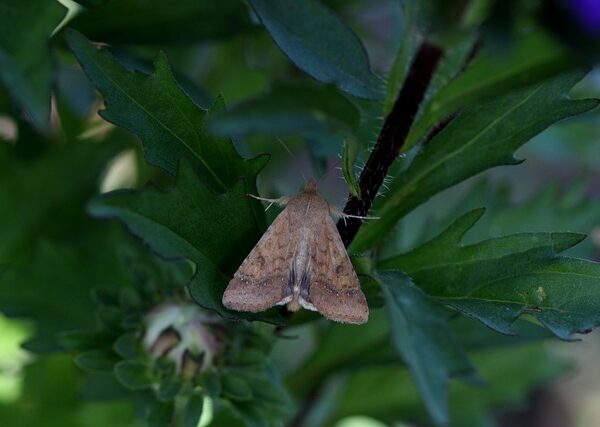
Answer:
[1, 1, 600, 427]
[0, 0, 66, 130]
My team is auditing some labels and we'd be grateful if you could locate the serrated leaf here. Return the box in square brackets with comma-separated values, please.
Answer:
[479, 181, 600, 258]
[379, 209, 600, 339]
[58, 330, 114, 352]
[70, 0, 252, 44]
[113, 332, 143, 359]
[114, 360, 154, 391]
[424, 178, 600, 259]
[0, 0, 66, 130]
[97, 306, 125, 332]
[207, 83, 360, 137]
[157, 377, 182, 402]
[351, 71, 599, 251]
[88, 161, 283, 323]
[75, 350, 119, 373]
[404, 32, 575, 151]
[248, 0, 383, 100]
[65, 29, 267, 196]
[380, 271, 474, 426]
[222, 374, 253, 401]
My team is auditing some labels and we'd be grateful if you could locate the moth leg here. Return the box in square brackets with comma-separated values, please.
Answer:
[248, 194, 291, 211]
[329, 205, 379, 224]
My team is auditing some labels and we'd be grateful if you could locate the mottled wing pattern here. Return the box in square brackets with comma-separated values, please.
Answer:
[222, 207, 298, 312]
[307, 212, 369, 324]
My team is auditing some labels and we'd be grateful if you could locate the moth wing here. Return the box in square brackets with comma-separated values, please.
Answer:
[223, 207, 298, 312]
[306, 214, 369, 324]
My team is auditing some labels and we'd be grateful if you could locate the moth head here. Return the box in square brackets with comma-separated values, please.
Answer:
[304, 180, 318, 193]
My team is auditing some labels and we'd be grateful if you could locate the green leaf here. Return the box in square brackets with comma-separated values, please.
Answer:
[88, 162, 282, 323]
[341, 137, 361, 198]
[381, 271, 474, 426]
[404, 32, 575, 151]
[114, 360, 154, 391]
[71, 0, 108, 7]
[157, 377, 182, 402]
[427, 178, 600, 259]
[207, 83, 360, 137]
[222, 374, 253, 401]
[478, 181, 600, 258]
[113, 332, 144, 360]
[70, 0, 252, 44]
[97, 306, 125, 332]
[75, 350, 119, 373]
[0, 131, 123, 263]
[58, 330, 114, 352]
[0, 0, 66, 130]
[146, 401, 174, 427]
[248, 0, 383, 100]
[328, 343, 567, 427]
[351, 71, 599, 251]
[288, 310, 555, 401]
[200, 370, 222, 400]
[0, 355, 136, 427]
[0, 236, 130, 353]
[379, 209, 600, 339]
[65, 30, 267, 195]
[184, 391, 204, 427]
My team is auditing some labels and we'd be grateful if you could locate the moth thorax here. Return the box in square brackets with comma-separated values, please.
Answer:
[287, 298, 301, 312]
[304, 180, 318, 193]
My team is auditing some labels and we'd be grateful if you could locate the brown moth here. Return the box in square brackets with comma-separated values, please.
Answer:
[222, 180, 369, 324]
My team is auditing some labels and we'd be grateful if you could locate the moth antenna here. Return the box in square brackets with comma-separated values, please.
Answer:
[329, 205, 379, 220]
[340, 213, 380, 220]
[276, 136, 307, 186]
[277, 136, 293, 158]
[247, 194, 291, 207]
[318, 157, 342, 186]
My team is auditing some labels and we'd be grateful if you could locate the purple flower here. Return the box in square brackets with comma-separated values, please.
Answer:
[568, 0, 600, 36]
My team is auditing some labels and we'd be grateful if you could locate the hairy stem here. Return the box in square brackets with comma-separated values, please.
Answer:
[337, 41, 444, 247]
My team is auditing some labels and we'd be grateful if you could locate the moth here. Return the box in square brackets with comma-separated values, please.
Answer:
[222, 180, 369, 324]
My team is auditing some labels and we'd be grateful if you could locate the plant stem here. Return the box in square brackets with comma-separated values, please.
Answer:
[336, 41, 444, 247]
[286, 383, 322, 427]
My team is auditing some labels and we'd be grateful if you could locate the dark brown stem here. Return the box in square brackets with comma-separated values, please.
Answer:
[337, 41, 444, 247]
[422, 112, 456, 145]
